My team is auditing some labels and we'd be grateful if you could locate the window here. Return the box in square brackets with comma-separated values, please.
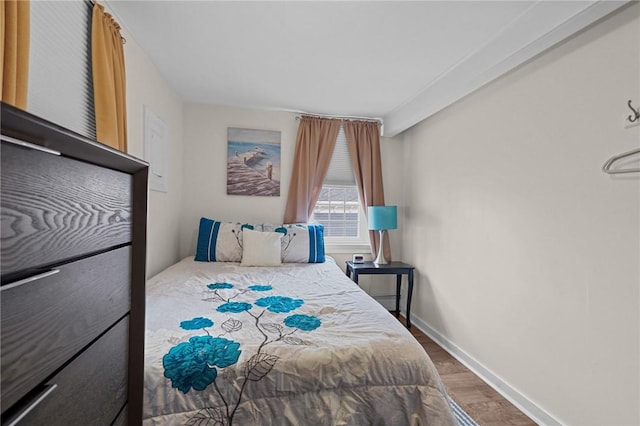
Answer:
[314, 185, 361, 237]
[311, 127, 369, 248]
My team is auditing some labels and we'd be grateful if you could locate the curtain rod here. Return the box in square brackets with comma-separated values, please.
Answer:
[295, 112, 383, 125]
[87, 0, 127, 44]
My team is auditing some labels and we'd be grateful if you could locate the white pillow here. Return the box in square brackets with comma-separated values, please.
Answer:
[241, 229, 283, 267]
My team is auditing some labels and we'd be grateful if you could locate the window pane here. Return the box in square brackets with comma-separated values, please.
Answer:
[345, 187, 359, 201]
[312, 184, 362, 240]
[317, 187, 329, 202]
[324, 226, 336, 237]
[314, 212, 329, 223]
[329, 187, 345, 202]
[345, 203, 359, 214]
[329, 210, 345, 221]
[345, 222, 359, 237]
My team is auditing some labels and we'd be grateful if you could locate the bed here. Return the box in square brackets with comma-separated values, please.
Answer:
[143, 220, 456, 425]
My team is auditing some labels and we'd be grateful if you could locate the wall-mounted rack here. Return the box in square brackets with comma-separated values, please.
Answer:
[601, 100, 640, 174]
[602, 147, 640, 174]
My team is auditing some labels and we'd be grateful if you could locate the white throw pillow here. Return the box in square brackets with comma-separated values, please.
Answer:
[241, 229, 283, 266]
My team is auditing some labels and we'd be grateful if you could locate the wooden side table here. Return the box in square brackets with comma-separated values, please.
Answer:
[345, 261, 415, 328]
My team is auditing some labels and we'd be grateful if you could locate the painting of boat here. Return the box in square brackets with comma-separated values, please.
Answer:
[227, 128, 281, 196]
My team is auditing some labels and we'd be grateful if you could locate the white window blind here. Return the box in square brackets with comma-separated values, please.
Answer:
[27, 1, 96, 139]
[324, 127, 355, 186]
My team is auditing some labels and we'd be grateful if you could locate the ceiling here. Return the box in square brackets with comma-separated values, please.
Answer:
[107, 1, 627, 137]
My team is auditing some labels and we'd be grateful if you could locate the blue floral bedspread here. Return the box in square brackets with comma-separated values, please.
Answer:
[144, 257, 456, 426]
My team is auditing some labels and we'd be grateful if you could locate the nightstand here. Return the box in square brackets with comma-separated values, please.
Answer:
[345, 261, 415, 328]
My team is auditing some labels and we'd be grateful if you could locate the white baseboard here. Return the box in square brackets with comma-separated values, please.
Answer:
[407, 313, 563, 426]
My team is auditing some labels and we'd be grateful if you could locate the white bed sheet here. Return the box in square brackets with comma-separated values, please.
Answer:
[144, 256, 456, 425]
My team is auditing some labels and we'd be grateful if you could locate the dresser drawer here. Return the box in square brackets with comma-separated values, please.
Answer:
[7, 317, 129, 426]
[1, 141, 133, 277]
[1, 246, 131, 410]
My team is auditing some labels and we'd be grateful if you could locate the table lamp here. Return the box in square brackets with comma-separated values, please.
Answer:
[367, 205, 397, 265]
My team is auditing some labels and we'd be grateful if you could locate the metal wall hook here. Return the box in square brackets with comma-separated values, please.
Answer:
[627, 99, 640, 123]
[602, 147, 640, 174]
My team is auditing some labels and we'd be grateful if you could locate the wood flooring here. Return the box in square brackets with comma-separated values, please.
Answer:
[399, 317, 538, 426]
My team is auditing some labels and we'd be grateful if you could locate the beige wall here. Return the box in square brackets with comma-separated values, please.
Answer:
[120, 27, 184, 278]
[179, 104, 298, 258]
[401, 5, 639, 425]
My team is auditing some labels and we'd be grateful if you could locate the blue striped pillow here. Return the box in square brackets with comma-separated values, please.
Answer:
[262, 223, 325, 263]
[195, 218, 254, 262]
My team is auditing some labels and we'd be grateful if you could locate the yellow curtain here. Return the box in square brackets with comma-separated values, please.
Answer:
[92, 3, 127, 152]
[1, 0, 30, 109]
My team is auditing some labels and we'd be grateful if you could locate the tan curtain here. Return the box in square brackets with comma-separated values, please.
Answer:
[343, 120, 392, 262]
[92, 3, 127, 152]
[284, 116, 341, 223]
[1, 0, 30, 109]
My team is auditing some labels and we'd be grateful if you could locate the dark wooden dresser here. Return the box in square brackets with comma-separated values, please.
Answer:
[0, 103, 148, 425]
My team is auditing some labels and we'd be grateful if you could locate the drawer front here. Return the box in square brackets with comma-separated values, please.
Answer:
[1, 246, 131, 410]
[10, 317, 129, 426]
[1, 142, 133, 277]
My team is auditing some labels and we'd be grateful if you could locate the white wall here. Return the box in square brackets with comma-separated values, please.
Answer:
[119, 26, 184, 278]
[401, 5, 639, 425]
[179, 104, 298, 258]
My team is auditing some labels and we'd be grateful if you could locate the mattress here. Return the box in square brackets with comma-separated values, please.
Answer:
[144, 256, 456, 425]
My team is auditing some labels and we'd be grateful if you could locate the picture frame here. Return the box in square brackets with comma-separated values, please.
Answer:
[227, 127, 281, 196]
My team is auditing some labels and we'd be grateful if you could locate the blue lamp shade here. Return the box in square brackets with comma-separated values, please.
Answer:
[367, 206, 397, 230]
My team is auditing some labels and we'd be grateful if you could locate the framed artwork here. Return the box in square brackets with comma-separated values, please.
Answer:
[227, 127, 281, 196]
[144, 106, 169, 192]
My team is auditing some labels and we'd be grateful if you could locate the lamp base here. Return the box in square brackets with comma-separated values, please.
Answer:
[373, 229, 387, 265]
